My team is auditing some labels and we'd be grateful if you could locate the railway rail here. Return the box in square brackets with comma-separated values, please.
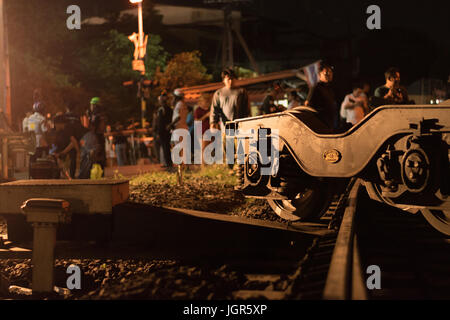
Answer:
[354, 192, 450, 299]
[324, 179, 450, 300]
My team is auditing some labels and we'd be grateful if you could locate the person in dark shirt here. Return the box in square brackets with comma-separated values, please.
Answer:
[261, 82, 285, 114]
[155, 92, 173, 168]
[63, 102, 86, 177]
[306, 62, 338, 130]
[151, 108, 160, 163]
[374, 67, 411, 105]
[194, 93, 212, 164]
[113, 123, 128, 166]
[51, 114, 78, 178]
[78, 115, 107, 179]
[82, 97, 105, 129]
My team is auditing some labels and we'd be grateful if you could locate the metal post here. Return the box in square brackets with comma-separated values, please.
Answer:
[21, 198, 71, 294]
[3, 3, 10, 125]
[138, 2, 144, 54]
[31, 222, 57, 292]
[233, 28, 260, 74]
[0, 0, 11, 126]
[141, 93, 146, 129]
[137, 2, 146, 129]
[222, 6, 233, 68]
[0, 0, 5, 117]
[1, 137, 8, 179]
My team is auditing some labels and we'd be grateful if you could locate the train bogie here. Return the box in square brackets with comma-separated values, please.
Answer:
[226, 101, 450, 235]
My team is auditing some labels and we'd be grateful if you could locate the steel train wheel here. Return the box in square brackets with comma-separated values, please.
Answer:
[268, 183, 332, 221]
[421, 209, 450, 236]
[365, 182, 450, 236]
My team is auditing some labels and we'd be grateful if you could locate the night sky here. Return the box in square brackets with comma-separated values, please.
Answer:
[156, 0, 450, 83]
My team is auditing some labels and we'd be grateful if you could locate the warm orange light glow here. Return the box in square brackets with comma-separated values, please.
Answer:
[129, 0, 142, 3]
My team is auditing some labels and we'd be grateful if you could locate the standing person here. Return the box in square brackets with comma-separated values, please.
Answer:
[64, 102, 86, 139]
[83, 98, 108, 174]
[170, 89, 189, 165]
[50, 114, 79, 178]
[186, 105, 195, 162]
[340, 82, 369, 126]
[261, 82, 285, 114]
[22, 112, 32, 132]
[82, 97, 104, 129]
[104, 125, 116, 167]
[171, 89, 188, 130]
[210, 68, 250, 131]
[78, 115, 107, 179]
[186, 105, 194, 137]
[113, 123, 128, 166]
[374, 67, 411, 105]
[28, 102, 50, 148]
[194, 93, 211, 164]
[305, 62, 338, 130]
[151, 105, 161, 163]
[362, 81, 371, 97]
[63, 102, 86, 178]
[155, 92, 173, 168]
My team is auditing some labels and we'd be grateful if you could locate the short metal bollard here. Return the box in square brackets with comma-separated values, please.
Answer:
[20, 198, 71, 294]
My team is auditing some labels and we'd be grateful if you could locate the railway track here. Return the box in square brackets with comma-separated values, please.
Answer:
[355, 192, 450, 299]
[323, 179, 450, 300]
[7, 177, 448, 300]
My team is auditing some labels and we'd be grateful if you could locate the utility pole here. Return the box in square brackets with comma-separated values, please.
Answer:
[222, 5, 233, 69]
[205, 0, 259, 74]
[129, 0, 148, 129]
[0, 0, 11, 127]
[137, 0, 146, 129]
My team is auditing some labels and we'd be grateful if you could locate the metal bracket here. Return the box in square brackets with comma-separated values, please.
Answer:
[409, 118, 442, 136]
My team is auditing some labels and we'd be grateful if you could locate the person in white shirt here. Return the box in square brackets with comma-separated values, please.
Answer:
[170, 89, 189, 165]
[171, 89, 188, 130]
[27, 102, 49, 147]
[340, 83, 369, 126]
[22, 112, 32, 132]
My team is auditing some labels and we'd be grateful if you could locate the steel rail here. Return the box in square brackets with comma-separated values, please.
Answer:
[323, 179, 367, 300]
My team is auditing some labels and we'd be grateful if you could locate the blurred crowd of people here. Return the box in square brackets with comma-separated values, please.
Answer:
[22, 64, 416, 177]
[22, 91, 115, 179]
[256, 64, 413, 132]
[305, 64, 413, 131]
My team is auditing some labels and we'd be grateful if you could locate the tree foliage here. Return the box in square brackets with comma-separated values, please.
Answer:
[78, 29, 168, 121]
[156, 51, 212, 92]
[5, 0, 82, 122]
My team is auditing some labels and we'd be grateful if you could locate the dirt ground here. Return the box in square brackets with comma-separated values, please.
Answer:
[129, 179, 282, 222]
